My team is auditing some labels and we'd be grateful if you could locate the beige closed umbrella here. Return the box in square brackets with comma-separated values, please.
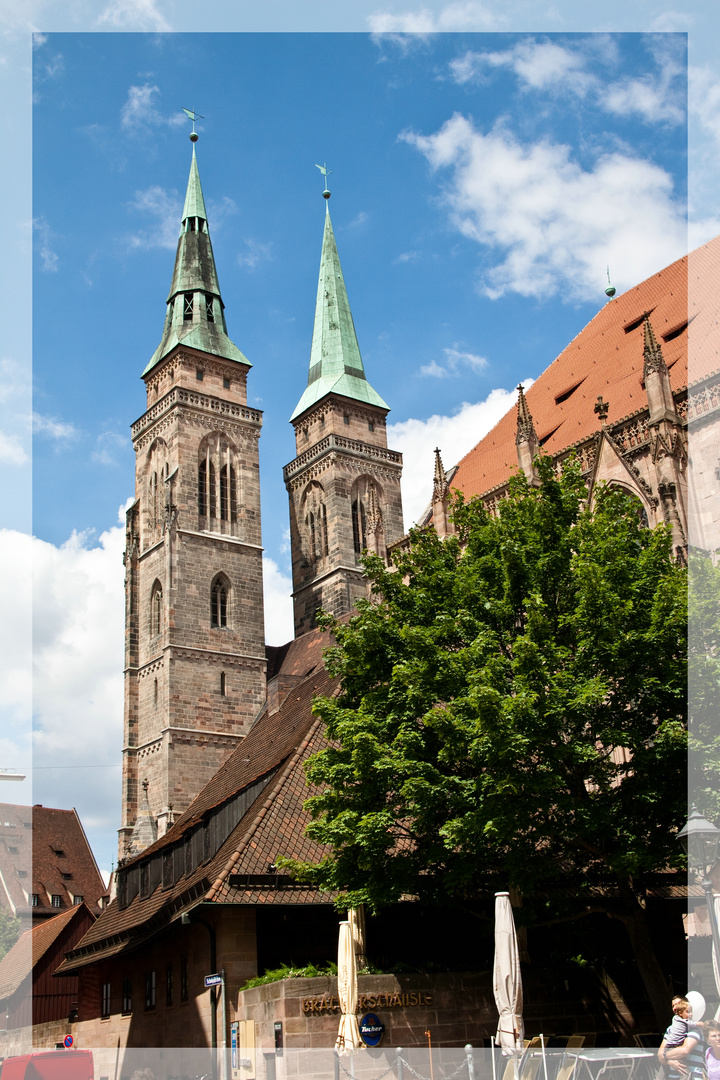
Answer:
[494, 891, 525, 1076]
[336, 920, 362, 1052]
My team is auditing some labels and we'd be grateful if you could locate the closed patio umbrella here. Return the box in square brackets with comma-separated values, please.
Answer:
[494, 892, 525, 1075]
[336, 920, 362, 1052]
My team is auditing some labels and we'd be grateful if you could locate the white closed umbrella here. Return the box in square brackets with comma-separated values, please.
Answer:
[336, 920, 362, 1052]
[494, 891, 525, 1075]
[714, 894, 720, 1020]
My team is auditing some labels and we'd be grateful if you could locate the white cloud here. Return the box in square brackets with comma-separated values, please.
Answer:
[0, 432, 29, 465]
[389, 382, 533, 526]
[120, 83, 183, 132]
[237, 239, 273, 270]
[125, 186, 182, 250]
[92, 431, 129, 466]
[33, 216, 58, 272]
[97, 0, 171, 32]
[369, 2, 499, 48]
[395, 250, 420, 263]
[263, 557, 293, 647]
[449, 38, 684, 125]
[402, 114, 687, 302]
[0, 530, 32, 803]
[451, 40, 591, 94]
[32, 412, 79, 441]
[690, 64, 720, 144]
[419, 345, 488, 377]
[30, 513, 127, 839]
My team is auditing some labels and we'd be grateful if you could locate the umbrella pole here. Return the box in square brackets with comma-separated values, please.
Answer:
[491, 1037, 497, 1080]
[540, 1035, 548, 1080]
[424, 1029, 435, 1080]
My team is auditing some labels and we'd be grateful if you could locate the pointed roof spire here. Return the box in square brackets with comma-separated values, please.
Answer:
[143, 144, 250, 376]
[182, 145, 208, 222]
[515, 384, 538, 446]
[643, 313, 667, 378]
[128, 778, 157, 855]
[433, 447, 448, 502]
[290, 193, 388, 421]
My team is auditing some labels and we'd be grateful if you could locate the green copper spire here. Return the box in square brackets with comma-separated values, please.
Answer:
[143, 145, 250, 376]
[290, 200, 388, 421]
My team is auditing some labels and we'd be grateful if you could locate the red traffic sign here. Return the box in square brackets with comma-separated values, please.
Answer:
[63, 1035, 74, 1048]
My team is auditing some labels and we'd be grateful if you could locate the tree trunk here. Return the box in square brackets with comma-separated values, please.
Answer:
[612, 902, 670, 1031]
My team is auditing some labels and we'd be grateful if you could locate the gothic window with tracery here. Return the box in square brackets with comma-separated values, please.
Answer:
[183, 292, 193, 321]
[205, 295, 215, 322]
[220, 464, 237, 522]
[211, 576, 229, 628]
[150, 582, 163, 637]
[198, 460, 217, 518]
[352, 499, 367, 555]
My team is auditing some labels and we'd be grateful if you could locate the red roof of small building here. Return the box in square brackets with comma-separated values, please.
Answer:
[451, 235, 720, 500]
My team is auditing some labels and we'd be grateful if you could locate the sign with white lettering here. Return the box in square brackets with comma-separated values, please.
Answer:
[205, 973, 222, 988]
[359, 1013, 384, 1047]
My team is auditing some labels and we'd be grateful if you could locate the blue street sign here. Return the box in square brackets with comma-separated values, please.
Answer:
[63, 1035, 74, 1048]
[205, 973, 223, 987]
[359, 1013, 384, 1047]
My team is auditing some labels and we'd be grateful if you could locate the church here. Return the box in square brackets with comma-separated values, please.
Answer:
[20, 133, 716, 1060]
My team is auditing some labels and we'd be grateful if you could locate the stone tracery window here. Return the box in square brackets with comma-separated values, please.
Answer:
[220, 464, 237, 522]
[211, 575, 229, 628]
[198, 460, 216, 517]
[198, 434, 240, 530]
[352, 499, 367, 555]
[150, 581, 163, 637]
[302, 481, 328, 563]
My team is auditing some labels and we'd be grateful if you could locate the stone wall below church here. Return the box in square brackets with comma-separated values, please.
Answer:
[235, 969, 649, 1052]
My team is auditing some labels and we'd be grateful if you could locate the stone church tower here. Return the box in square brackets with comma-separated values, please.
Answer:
[284, 191, 404, 636]
[119, 143, 266, 860]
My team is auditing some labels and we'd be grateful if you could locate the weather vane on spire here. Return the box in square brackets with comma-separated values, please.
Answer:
[182, 107, 204, 143]
[315, 162, 332, 200]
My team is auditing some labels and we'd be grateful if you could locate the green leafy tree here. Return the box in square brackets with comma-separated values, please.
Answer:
[0, 909, 21, 960]
[689, 552, 720, 824]
[287, 458, 687, 1028]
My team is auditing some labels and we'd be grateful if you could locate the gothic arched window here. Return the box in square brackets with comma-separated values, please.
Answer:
[320, 504, 329, 556]
[220, 465, 237, 522]
[211, 576, 229, 628]
[352, 499, 367, 555]
[150, 581, 163, 637]
[198, 460, 216, 518]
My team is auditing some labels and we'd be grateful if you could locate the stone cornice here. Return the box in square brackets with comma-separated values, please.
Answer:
[283, 434, 402, 484]
[132, 386, 263, 442]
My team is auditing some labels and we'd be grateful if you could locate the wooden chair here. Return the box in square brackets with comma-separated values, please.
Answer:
[566, 1037, 585, 1049]
[574, 1034, 596, 1048]
[634, 1034, 661, 1049]
[553, 1056, 579, 1080]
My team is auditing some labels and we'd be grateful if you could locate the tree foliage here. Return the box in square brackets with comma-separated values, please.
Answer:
[288, 459, 687, 923]
[0, 909, 21, 961]
[689, 551, 720, 824]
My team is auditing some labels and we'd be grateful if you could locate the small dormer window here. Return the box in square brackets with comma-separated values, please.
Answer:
[205, 296, 214, 323]
[184, 293, 194, 321]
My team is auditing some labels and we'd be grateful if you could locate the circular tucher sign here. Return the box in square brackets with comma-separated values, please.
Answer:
[359, 1013, 385, 1047]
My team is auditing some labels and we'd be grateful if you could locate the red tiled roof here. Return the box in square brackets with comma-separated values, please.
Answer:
[0, 904, 94, 999]
[0, 803, 107, 919]
[57, 664, 339, 971]
[265, 625, 333, 681]
[451, 235, 720, 500]
[30, 806, 108, 917]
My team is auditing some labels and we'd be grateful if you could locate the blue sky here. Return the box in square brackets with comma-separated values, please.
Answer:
[0, 4, 715, 874]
